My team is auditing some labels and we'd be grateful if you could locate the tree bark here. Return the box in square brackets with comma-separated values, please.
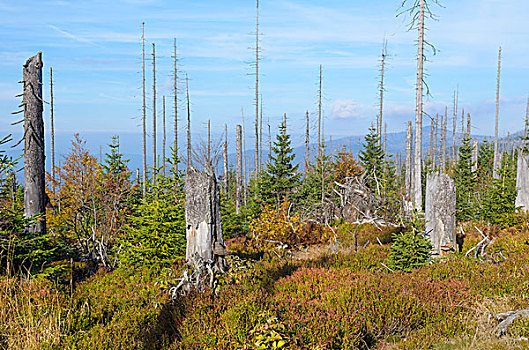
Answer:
[185, 166, 225, 263]
[318, 65, 322, 158]
[405, 121, 413, 203]
[516, 153, 529, 212]
[23, 52, 46, 234]
[412, 0, 425, 210]
[378, 41, 387, 147]
[425, 172, 456, 257]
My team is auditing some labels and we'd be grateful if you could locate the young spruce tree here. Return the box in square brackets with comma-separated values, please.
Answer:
[454, 136, 476, 222]
[263, 118, 301, 206]
[359, 124, 385, 195]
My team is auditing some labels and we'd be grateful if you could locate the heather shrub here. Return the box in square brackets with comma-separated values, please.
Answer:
[64, 266, 177, 349]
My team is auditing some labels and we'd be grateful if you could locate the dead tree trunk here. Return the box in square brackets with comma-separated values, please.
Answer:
[207, 119, 211, 166]
[254, 0, 260, 176]
[141, 23, 147, 198]
[259, 94, 263, 171]
[173, 38, 178, 173]
[493, 46, 502, 179]
[378, 40, 387, 147]
[318, 65, 322, 158]
[152, 43, 157, 175]
[305, 110, 310, 174]
[472, 139, 478, 173]
[425, 172, 456, 257]
[186, 74, 191, 169]
[405, 121, 413, 203]
[412, 0, 425, 210]
[452, 89, 458, 163]
[23, 52, 46, 234]
[241, 107, 247, 206]
[49, 67, 55, 184]
[433, 113, 438, 168]
[236, 125, 243, 213]
[185, 166, 226, 264]
[441, 107, 447, 171]
[223, 124, 228, 196]
[516, 152, 529, 212]
[162, 95, 166, 175]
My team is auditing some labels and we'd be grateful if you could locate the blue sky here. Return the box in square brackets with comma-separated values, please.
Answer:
[1, 0, 528, 153]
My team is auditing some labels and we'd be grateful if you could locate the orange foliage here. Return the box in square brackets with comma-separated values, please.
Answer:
[332, 147, 362, 184]
[46, 135, 136, 263]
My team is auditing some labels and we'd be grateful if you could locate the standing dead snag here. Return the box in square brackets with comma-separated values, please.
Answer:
[23, 52, 46, 233]
[236, 125, 243, 213]
[493, 47, 502, 179]
[185, 166, 226, 265]
[425, 172, 456, 257]
[515, 152, 529, 212]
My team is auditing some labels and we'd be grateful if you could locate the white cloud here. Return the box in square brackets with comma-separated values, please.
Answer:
[330, 99, 372, 120]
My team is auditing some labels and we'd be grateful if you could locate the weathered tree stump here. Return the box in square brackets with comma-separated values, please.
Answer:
[471, 139, 478, 173]
[425, 172, 456, 257]
[516, 152, 529, 212]
[23, 52, 46, 234]
[185, 166, 226, 265]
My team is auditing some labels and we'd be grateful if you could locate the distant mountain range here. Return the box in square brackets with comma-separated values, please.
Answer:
[1, 127, 524, 180]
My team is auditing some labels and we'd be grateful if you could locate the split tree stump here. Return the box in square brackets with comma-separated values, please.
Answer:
[516, 153, 529, 212]
[425, 172, 456, 257]
[185, 166, 226, 264]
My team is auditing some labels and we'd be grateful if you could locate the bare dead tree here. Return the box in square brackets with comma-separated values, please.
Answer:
[268, 120, 271, 160]
[236, 124, 243, 213]
[405, 121, 413, 201]
[186, 74, 191, 169]
[452, 88, 458, 162]
[241, 107, 247, 206]
[254, 0, 260, 177]
[400, 0, 441, 210]
[442, 106, 447, 170]
[378, 39, 387, 146]
[207, 119, 211, 165]
[141, 22, 147, 198]
[22, 52, 46, 233]
[259, 94, 263, 171]
[223, 124, 228, 196]
[162, 95, 166, 174]
[152, 43, 157, 176]
[50, 66, 55, 184]
[493, 46, 502, 179]
[433, 113, 438, 168]
[318, 65, 323, 158]
[305, 110, 310, 174]
[383, 122, 387, 155]
[466, 112, 471, 139]
[173, 38, 178, 173]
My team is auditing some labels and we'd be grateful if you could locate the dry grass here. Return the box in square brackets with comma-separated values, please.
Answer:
[0, 274, 69, 349]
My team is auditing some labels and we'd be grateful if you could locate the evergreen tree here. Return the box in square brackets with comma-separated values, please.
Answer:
[454, 136, 476, 222]
[359, 124, 384, 195]
[475, 140, 494, 215]
[103, 135, 130, 179]
[481, 152, 517, 225]
[263, 119, 301, 206]
[121, 150, 185, 268]
[295, 145, 332, 208]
